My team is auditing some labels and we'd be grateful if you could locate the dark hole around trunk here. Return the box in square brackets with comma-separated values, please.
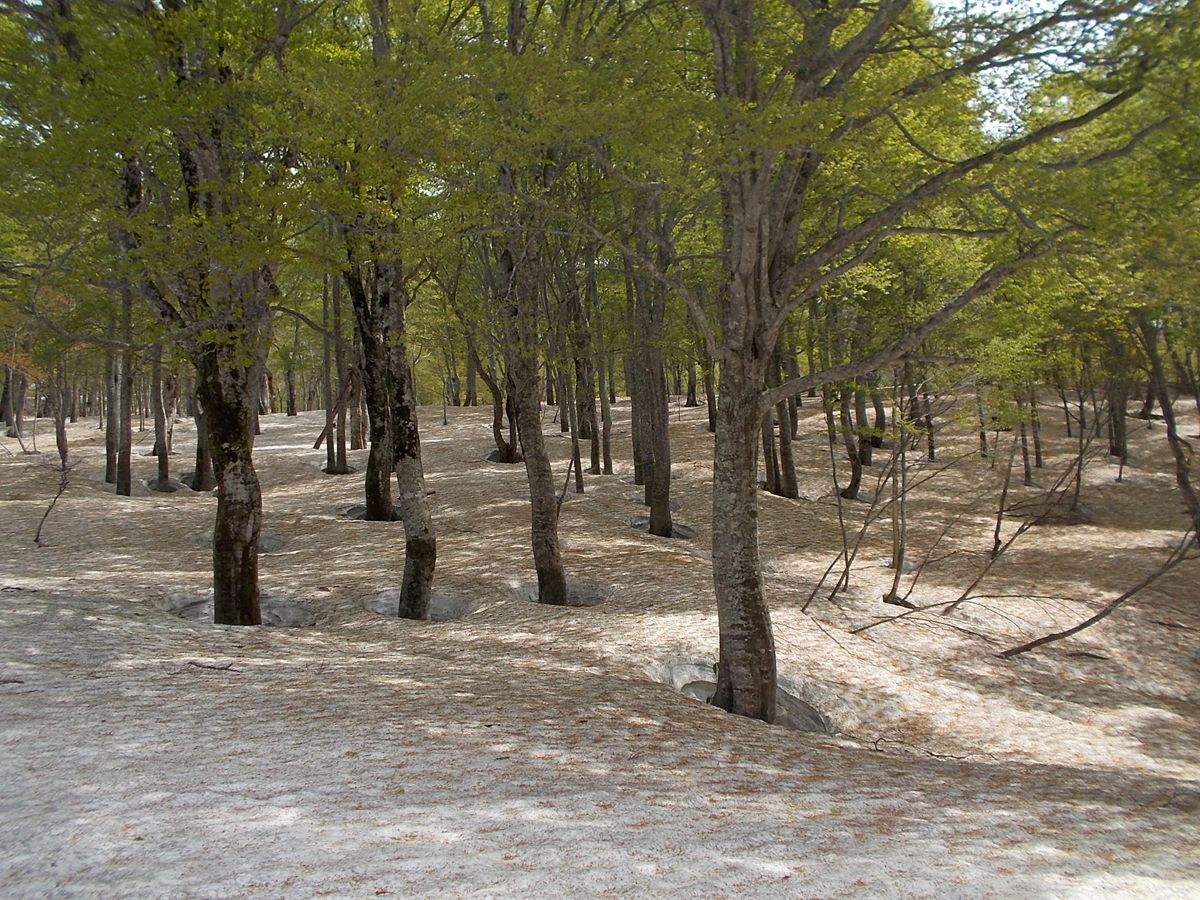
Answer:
[628, 516, 696, 540]
[155, 590, 315, 627]
[515, 576, 608, 608]
[362, 589, 481, 622]
[655, 659, 835, 735]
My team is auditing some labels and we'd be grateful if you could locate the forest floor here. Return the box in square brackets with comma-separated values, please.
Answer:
[0, 395, 1197, 898]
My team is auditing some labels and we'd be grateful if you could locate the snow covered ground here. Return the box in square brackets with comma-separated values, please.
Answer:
[1, 398, 1197, 897]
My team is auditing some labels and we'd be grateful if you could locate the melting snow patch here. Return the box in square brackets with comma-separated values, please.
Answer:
[648, 657, 837, 735]
[362, 588, 482, 622]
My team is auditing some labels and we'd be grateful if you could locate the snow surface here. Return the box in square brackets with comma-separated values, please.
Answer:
[1, 399, 1198, 898]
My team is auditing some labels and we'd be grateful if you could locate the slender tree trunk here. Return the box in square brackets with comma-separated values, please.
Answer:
[191, 397, 216, 492]
[838, 386, 863, 500]
[685, 364, 698, 407]
[761, 408, 779, 495]
[464, 331, 478, 406]
[104, 329, 118, 482]
[703, 361, 717, 433]
[854, 387, 872, 467]
[322, 273, 337, 474]
[390, 294, 436, 620]
[151, 344, 172, 489]
[869, 374, 887, 449]
[116, 290, 134, 496]
[1017, 394, 1033, 486]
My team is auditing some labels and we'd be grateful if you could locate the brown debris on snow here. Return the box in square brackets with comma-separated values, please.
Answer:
[0, 401, 1197, 896]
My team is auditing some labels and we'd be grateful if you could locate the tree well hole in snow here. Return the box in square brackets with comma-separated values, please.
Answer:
[628, 516, 696, 540]
[154, 590, 316, 627]
[483, 449, 524, 464]
[341, 504, 400, 521]
[514, 576, 608, 608]
[362, 589, 481, 622]
[652, 658, 835, 735]
[626, 494, 683, 512]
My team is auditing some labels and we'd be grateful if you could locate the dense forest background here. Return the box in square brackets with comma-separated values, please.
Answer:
[1, 0, 1198, 724]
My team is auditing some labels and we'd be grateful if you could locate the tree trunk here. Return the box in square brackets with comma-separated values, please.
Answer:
[322, 273, 337, 474]
[703, 361, 717, 433]
[710, 365, 776, 723]
[196, 350, 263, 627]
[854, 387, 872, 467]
[104, 333, 118, 482]
[151, 344, 172, 489]
[191, 398, 217, 492]
[116, 290, 134, 497]
[685, 363, 698, 407]
[390, 299, 436, 620]
[838, 386, 863, 500]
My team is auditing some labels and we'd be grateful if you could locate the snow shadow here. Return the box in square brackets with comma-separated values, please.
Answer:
[362, 588, 482, 622]
[650, 657, 835, 735]
[154, 590, 316, 627]
[513, 575, 608, 608]
[628, 516, 697, 540]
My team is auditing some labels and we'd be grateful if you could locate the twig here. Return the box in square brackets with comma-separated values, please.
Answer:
[998, 531, 1198, 659]
[33, 463, 71, 547]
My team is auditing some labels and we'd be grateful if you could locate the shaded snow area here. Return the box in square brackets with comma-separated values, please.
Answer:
[2, 400, 1198, 898]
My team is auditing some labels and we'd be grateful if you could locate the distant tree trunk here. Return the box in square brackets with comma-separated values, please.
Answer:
[333, 274, 352, 468]
[343, 267, 395, 521]
[104, 329, 118, 482]
[838, 386, 863, 500]
[869, 374, 887, 448]
[464, 331, 478, 406]
[322, 273, 337, 474]
[592, 274, 614, 474]
[703, 360, 717, 433]
[1017, 393, 1033, 486]
[775, 397, 798, 499]
[685, 363, 698, 407]
[761, 408, 779, 494]
[1029, 386, 1043, 469]
[854, 387, 873, 467]
[191, 397, 217, 492]
[116, 290, 134, 496]
[150, 344, 172, 489]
